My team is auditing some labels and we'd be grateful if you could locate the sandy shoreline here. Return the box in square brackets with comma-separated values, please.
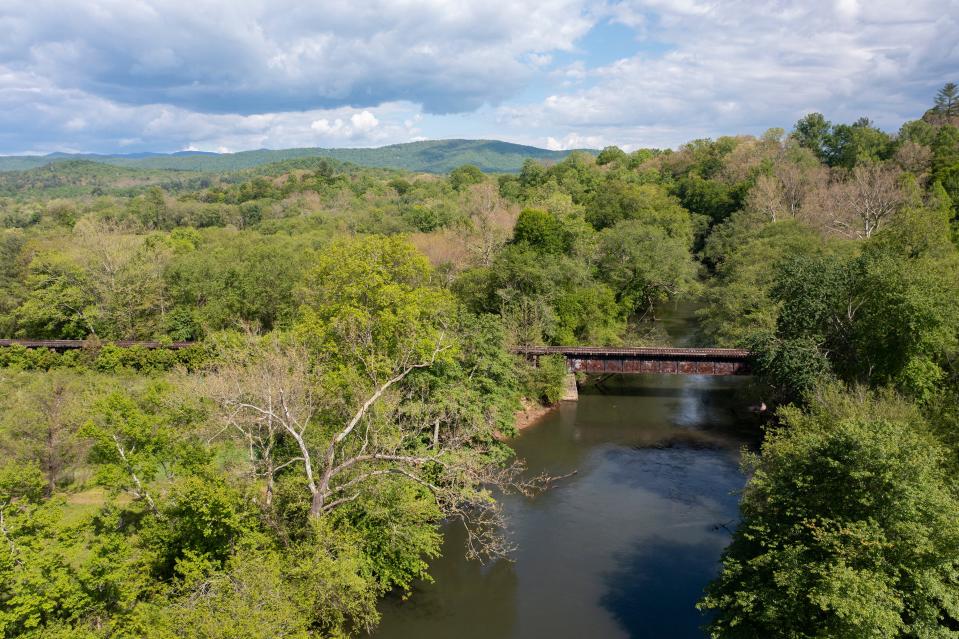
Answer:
[512, 399, 559, 432]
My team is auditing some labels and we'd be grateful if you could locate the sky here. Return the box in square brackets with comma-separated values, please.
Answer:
[1, 0, 957, 155]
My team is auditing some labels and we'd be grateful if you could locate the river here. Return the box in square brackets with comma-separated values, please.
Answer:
[373, 306, 755, 638]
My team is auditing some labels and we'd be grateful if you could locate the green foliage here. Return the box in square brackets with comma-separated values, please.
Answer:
[448, 164, 485, 190]
[701, 388, 959, 638]
[597, 220, 699, 317]
[333, 480, 442, 594]
[79, 390, 175, 503]
[296, 235, 455, 382]
[824, 118, 894, 168]
[596, 146, 628, 166]
[13, 253, 96, 339]
[899, 119, 937, 146]
[512, 208, 567, 254]
[0, 344, 211, 372]
[143, 474, 256, 579]
[674, 173, 744, 225]
[793, 113, 895, 167]
[700, 217, 826, 346]
[520, 354, 568, 405]
[793, 112, 833, 160]
[165, 231, 311, 336]
[586, 181, 693, 239]
[148, 550, 312, 639]
[933, 82, 959, 118]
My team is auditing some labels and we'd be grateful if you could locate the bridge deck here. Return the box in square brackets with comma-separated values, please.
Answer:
[513, 346, 750, 358]
[514, 345, 752, 375]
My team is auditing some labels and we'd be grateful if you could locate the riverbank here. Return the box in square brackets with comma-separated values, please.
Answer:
[374, 373, 751, 638]
[512, 399, 558, 433]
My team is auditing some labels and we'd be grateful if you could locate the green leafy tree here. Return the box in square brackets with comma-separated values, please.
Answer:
[898, 119, 936, 147]
[207, 236, 528, 576]
[597, 220, 699, 319]
[824, 118, 894, 168]
[13, 253, 97, 339]
[596, 146, 627, 166]
[792, 113, 832, 160]
[0, 371, 91, 495]
[674, 174, 743, 225]
[587, 181, 694, 243]
[701, 389, 959, 638]
[931, 126, 959, 177]
[448, 164, 485, 191]
[512, 208, 566, 254]
[80, 390, 176, 514]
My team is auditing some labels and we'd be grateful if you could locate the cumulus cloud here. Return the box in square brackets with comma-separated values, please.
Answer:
[1, 0, 594, 115]
[506, 0, 959, 148]
[0, 0, 956, 154]
[0, 65, 421, 153]
[545, 132, 608, 150]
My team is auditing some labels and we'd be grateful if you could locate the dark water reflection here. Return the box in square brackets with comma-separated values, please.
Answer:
[373, 372, 754, 639]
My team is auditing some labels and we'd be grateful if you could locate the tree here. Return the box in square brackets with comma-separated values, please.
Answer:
[934, 82, 958, 118]
[792, 112, 831, 160]
[462, 182, 516, 267]
[512, 208, 566, 254]
[824, 119, 894, 168]
[0, 463, 94, 638]
[0, 372, 90, 496]
[448, 164, 485, 191]
[165, 231, 310, 335]
[700, 388, 959, 638]
[587, 181, 694, 243]
[12, 242, 106, 339]
[207, 237, 530, 563]
[699, 218, 825, 346]
[745, 158, 828, 224]
[752, 238, 959, 399]
[597, 220, 699, 319]
[80, 388, 180, 514]
[931, 126, 959, 177]
[829, 163, 906, 238]
[674, 174, 741, 225]
[596, 146, 627, 166]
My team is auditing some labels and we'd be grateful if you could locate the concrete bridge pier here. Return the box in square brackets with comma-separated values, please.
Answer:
[561, 373, 579, 401]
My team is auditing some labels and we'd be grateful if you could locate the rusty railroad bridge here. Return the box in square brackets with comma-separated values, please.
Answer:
[513, 346, 752, 376]
[1, 340, 753, 377]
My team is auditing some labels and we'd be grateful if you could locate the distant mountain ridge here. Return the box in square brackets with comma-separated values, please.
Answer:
[0, 139, 591, 174]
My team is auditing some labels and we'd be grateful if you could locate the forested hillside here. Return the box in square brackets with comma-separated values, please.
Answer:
[1, 84, 959, 638]
[0, 139, 583, 174]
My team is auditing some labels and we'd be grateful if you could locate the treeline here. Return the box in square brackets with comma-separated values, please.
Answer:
[1, 83, 958, 637]
[0, 148, 703, 346]
[693, 85, 959, 637]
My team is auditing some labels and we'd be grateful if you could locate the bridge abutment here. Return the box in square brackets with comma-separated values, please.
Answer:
[561, 373, 579, 401]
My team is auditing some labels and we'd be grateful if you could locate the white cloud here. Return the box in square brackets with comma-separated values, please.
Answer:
[0, 0, 956, 154]
[545, 132, 608, 150]
[350, 111, 379, 133]
[504, 0, 959, 148]
[0, 65, 424, 153]
[0, 0, 595, 115]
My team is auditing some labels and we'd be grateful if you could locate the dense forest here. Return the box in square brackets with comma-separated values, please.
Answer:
[1, 83, 959, 638]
